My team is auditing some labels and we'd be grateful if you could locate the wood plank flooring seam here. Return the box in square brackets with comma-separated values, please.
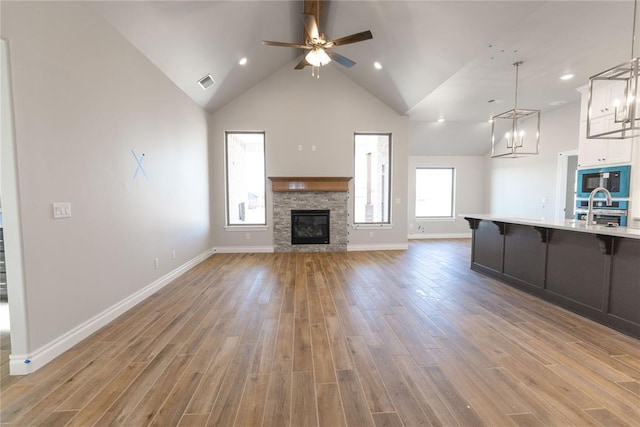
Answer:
[2, 242, 639, 426]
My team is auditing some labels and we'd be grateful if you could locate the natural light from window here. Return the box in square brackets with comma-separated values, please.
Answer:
[226, 132, 266, 226]
[354, 133, 391, 224]
[415, 167, 455, 218]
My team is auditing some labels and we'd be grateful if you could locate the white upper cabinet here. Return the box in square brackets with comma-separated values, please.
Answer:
[577, 121, 632, 167]
[577, 85, 633, 168]
[588, 81, 625, 120]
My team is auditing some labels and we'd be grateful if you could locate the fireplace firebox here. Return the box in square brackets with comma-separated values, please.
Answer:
[291, 210, 330, 245]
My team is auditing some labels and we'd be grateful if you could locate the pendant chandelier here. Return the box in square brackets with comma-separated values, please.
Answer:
[587, 0, 640, 139]
[491, 61, 540, 158]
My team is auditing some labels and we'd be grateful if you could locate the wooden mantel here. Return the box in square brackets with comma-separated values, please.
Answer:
[268, 176, 352, 192]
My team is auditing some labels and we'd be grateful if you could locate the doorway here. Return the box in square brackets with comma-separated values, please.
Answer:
[564, 155, 578, 219]
[2, 38, 29, 376]
[555, 149, 579, 220]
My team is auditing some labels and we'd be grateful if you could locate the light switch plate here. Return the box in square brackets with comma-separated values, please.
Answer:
[52, 202, 71, 219]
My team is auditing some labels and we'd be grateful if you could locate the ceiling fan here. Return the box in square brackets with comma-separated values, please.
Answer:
[262, 0, 373, 73]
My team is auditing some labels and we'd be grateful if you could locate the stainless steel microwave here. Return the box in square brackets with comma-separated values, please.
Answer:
[576, 165, 631, 198]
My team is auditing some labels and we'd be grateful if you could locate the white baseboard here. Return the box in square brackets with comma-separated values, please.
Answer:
[213, 246, 274, 253]
[347, 243, 409, 251]
[408, 232, 471, 240]
[9, 248, 214, 375]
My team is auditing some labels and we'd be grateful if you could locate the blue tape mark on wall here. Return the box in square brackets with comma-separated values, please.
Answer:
[132, 150, 148, 180]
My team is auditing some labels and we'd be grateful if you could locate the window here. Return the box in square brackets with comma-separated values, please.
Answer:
[354, 133, 391, 224]
[415, 167, 455, 218]
[225, 132, 266, 225]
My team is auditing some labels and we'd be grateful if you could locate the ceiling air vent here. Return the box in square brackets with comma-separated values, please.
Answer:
[198, 74, 215, 90]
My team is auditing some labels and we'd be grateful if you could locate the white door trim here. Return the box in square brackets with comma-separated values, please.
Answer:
[555, 149, 579, 220]
[1, 38, 30, 375]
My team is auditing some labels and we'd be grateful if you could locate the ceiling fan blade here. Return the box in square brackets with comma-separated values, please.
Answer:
[303, 13, 320, 41]
[330, 30, 373, 47]
[262, 40, 309, 49]
[326, 50, 356, 68]
[294, 57, 310, 69]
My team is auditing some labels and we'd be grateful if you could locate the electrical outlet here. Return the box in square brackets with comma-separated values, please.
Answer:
[52, 202, 72, 219]
[154, 258, 159, 269]
[172, 250, 176, 260]
[312, 145, 317, 152]
[245, 232, 251, 240]
[369, 231, 374, 238]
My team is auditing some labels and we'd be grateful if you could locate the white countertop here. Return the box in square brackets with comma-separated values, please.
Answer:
[462, 214, 640, 240]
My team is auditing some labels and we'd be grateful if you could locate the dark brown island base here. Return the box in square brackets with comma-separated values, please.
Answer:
[464, 215, 640, 339]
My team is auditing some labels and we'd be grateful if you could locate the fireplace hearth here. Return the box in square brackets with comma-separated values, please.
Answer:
[291, 210, 330, 245]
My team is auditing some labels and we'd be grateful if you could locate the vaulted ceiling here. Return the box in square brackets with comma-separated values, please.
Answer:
[92, 1, 634, 155]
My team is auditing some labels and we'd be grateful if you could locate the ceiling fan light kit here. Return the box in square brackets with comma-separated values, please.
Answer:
[491, 61, 541, 158]
[305, 47, 331, 67]
[587, 0, 640, 139]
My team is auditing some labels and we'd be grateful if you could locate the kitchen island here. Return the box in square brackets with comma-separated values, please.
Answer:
[464, 215, 640, 338]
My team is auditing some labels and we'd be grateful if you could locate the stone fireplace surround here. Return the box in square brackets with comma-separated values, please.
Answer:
[269, 177, 351, 253]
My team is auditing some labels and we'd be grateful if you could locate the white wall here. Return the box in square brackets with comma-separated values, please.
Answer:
[209, 64, 409, 251]
[408, 156, 486, 238]
[1, 1, 211, 372]
[486, 101, 580, 218]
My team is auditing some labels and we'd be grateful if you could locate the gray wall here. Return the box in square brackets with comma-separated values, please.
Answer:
[407, 155, 486, 238]
[1, 1, 211, 366]
[486, 101, 581, 218]
[209, 64, 410, 251]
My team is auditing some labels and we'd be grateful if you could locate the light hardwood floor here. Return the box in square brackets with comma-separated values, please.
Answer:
[1, 239, 639, 426]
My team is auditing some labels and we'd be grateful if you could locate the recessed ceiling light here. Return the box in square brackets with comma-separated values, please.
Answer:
[197, 74, 215, 90]
[560, 73, 574, 80]
[374, 62, 383, 70]
[239, 57, 248, 66]
[437, 117, 445, 123]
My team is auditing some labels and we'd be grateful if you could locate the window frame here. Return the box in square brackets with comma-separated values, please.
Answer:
[224, 131, 267, 227]
[353, 132, 392, 225]
[415, 167, 455, 220]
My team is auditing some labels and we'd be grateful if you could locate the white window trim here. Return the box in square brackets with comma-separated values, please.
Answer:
[351, 223, 394, 230]
[415, 167, 455, 220]
[353, 132, 392, 225]
[224, 131, 267, 227]
[224, 226, 269, 232]
[415, 217, 456, 222]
